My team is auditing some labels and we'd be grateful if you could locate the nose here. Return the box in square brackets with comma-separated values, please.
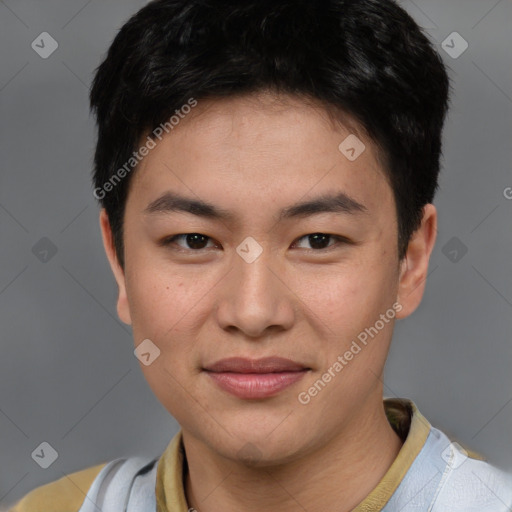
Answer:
[215, 246, 295, 339]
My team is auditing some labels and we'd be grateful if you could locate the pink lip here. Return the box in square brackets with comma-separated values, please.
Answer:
[203, 357, 310, 399]
[204, 356, 307, 373]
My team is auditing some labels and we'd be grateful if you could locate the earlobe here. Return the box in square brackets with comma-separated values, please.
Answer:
[99, 209, 132, 325]
[396, 204, 437, 319]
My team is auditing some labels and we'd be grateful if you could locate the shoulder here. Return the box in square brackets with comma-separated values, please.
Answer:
[10, 456, 160, 512]
[426, 429, 512, 511]
[9, 462, 107, 512]
[391, 417, 512, 511]
[433, 445, 512, 511]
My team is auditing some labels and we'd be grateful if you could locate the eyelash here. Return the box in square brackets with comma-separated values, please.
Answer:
[160, 233, 350, 252]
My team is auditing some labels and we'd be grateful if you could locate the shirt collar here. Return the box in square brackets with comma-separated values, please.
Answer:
[155, 398, 431, 512]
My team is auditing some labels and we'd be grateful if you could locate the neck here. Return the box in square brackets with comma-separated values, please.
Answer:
[183, 396, 403, 512]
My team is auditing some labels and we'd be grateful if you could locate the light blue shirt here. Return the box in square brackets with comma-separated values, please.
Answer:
[78, 414, 512, 511]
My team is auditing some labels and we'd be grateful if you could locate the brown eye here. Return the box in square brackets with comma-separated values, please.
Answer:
[162, 233, 215, 250]
[293, 233, 347, 250]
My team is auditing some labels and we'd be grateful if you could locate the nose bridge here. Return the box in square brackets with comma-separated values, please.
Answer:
[237, 247, 274, 295]
[216, 240, 294, 336]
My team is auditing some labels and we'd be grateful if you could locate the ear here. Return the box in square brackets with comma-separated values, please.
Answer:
[99, 209, 132, 325]
[396, 204, 437, 319]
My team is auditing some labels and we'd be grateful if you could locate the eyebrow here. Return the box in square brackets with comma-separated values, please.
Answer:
[143, 190, 368, 222]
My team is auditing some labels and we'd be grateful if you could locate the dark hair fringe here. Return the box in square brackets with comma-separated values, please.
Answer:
[90, 0, 451, 268]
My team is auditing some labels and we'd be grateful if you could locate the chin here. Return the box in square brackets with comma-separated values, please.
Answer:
[211, 422, 308, 468]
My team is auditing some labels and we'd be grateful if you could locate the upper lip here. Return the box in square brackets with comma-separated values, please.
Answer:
[203, 357, 309, 373]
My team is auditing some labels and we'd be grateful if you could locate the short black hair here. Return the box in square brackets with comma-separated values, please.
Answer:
[90, 0, 451, 269]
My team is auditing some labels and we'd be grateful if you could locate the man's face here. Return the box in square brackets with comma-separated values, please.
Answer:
[101, 92, 419, 464]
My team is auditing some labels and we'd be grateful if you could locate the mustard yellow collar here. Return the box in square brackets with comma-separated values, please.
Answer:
[155, 398, 431, 512]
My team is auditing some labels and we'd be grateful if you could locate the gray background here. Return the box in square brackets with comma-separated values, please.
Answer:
[1, 0, 511, 508]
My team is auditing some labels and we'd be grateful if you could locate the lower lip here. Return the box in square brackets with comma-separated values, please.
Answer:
[205, 370, 308, 399]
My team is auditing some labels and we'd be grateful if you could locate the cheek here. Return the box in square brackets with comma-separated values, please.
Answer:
[296, 262, 392, 318]
[126, 251, 191, 323]
[292, 259, 398, 360]
[124, 265, 182, 348]
[126, 263, 217, 370]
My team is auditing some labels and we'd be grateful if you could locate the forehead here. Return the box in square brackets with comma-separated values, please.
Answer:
[127, 91, 392, 220]
[162, 91, 371, 152]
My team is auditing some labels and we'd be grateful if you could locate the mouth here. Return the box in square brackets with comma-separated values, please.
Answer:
[203, 357, 311, 399]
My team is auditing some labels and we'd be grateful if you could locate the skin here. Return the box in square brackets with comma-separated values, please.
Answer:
[100, 91, 437, 512]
